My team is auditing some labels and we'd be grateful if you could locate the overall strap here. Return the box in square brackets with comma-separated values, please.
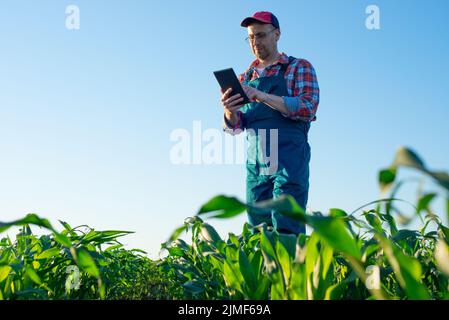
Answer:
[279, 56, 295, 74]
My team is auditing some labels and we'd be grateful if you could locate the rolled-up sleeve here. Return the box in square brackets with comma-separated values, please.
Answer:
[281, 59, 320, 122]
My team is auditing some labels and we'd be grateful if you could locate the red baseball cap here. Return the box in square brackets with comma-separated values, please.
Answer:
[240, 11, 280, 29]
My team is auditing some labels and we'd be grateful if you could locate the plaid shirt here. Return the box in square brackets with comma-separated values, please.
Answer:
[223, 52, 319, 133]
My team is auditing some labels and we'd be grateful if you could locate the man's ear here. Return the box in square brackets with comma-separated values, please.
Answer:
[275, 29, 281, 41]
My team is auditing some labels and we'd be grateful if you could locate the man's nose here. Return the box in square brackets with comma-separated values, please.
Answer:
[252, 40, 263, 49]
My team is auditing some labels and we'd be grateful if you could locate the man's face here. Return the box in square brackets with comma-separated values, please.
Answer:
[247, 23, 280, 60]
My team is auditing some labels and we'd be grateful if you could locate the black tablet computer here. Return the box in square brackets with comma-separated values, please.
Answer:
[213, 68, 251, 105]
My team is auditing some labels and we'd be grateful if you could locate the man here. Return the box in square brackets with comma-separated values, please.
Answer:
[221, 11, 320, 235]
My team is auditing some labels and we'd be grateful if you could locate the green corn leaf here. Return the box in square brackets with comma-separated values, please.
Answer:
[104, 244, 123, 252]
[250, 194, 306, 222]
[306, 215, 361, 260]
[199, 223, 222, 243]
[416, 193, 437, 215]
[238, 249, 257, 293]
[289, 263, 307, 299]
[321, 242, 334, 280]
[392, 146, 426, 170]
[0, 215, 73, 251]
[364, 212, 384, 233]
[36, 247, 60, 260]
[325, 280, 349, 300]
[223, 259, 243, 294]
[379, 168, 397, 193]
[391, 229, 419, 242]
[172, 239, 190, 251]
[0, 214, 53, 233]
[228, 233, 240, 247]
[0, 265, 11, 283]
[167, 224, 188, 242]
[87, 230, 134, 243]
[197, 195, 246, 219]
[276, 239, 292, 287]
[253, 277, 270, 300]
[99, 282, 106, 299]
[81, 231, 98, 243]
[329, 208, 348, 218]
[182, 280, 205, 295]
[25, 266, 42, 285]
[58, 220, 77, 237]
[166, 246, 186, 258]
[260, 230, 279, 275]
[76, 248, 100, 278]
[447, 197, 449, 226]
[260, 229, 285, 299]
[278, 233, 297, 257]
[377, 236, 430, 299]
[53, 232, 72, 248]
[305, 232, 320, 299]
[390, 147, 449, 192]
[379, 213, 398, 236]
[131, 248, 147, 254]
[249, 250, 263, 279]
[362, 243, 380, 262]
[438, 224, 449, 241]
[435, 239, 449, 277]
[429, 171, 449, 191]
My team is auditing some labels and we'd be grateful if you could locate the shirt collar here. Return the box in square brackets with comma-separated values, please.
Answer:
[249, 52, 289, 70]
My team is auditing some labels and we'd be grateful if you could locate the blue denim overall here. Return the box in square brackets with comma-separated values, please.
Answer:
[241, 56, 311, 234]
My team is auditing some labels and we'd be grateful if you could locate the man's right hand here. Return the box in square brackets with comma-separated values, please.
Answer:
[221, 88, 245, 124]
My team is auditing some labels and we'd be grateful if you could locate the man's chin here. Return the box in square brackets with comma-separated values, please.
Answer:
[255, 52, 268, 60]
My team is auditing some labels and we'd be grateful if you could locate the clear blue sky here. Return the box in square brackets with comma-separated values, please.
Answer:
[1, 0, 448, 258]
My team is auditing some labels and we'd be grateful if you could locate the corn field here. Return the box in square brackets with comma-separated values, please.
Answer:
[1, 146, 449, 300]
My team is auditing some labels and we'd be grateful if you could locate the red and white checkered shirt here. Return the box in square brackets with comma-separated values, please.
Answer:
[224, 52, 320, 133]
